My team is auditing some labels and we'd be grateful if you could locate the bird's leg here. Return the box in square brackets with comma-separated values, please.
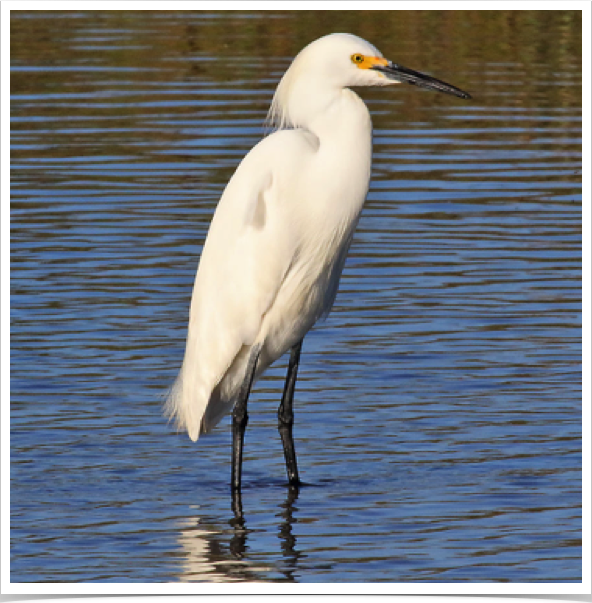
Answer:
[231, 344, 261, 499]
[278, 339, 303, 486]
[231, 488, 244, 522]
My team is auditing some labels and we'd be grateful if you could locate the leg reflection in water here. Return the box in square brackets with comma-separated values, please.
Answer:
[277, 485, 302, 580]
[177, 485, 303, 582]
[228, 485, 302, 582]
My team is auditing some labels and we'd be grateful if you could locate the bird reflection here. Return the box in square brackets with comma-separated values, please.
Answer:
[176, 486, 302, 582]
[277, 485, 302, 580]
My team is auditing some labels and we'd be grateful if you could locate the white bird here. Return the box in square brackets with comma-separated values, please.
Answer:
[166, 33, 470, 501]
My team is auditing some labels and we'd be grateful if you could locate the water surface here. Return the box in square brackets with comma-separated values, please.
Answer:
[10, 10, 582, 583]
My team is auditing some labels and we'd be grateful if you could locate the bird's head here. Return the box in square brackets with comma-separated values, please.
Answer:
[267, 33, 471, 130]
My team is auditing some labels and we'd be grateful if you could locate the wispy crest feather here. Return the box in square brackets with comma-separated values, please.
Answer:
[265, 61, 300, 130]
[265, 46, 311, 131]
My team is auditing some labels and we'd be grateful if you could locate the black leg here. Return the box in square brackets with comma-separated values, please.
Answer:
[278, 339, 303, 486]
[231, 345, 261, 502]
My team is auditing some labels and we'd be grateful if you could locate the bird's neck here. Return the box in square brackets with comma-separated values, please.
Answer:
[308, 88, 373, 195]
[289, 85, 372, 150]
[304, 88, 373, 226]
[307, 88, 371, 144]
[280, 84, 373, 220]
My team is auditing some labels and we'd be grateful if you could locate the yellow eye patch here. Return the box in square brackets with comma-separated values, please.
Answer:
[351, 54, 388, 69]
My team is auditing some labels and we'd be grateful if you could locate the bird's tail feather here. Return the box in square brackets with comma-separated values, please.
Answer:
[164, 367, 205, 442]
[164, 367, 233, 441]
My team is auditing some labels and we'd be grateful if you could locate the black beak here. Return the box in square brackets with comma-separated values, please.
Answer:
[372, 61, 472, 100]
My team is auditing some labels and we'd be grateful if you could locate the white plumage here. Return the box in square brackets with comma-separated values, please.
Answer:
[165, 33, 470, 447]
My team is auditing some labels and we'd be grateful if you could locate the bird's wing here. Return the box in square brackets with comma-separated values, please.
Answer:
[168, 132, 314, 440]
[192, 167, 291, 356]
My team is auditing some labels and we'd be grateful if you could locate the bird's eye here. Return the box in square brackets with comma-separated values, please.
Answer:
[351, 54, 364, 65]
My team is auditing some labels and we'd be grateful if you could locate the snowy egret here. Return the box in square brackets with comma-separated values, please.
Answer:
[166, 33, 470, 498]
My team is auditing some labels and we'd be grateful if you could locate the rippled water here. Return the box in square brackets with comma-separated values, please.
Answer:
[10, 11, 582, 583]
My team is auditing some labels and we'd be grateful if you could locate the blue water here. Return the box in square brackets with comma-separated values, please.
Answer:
[10, 10, 582, 582]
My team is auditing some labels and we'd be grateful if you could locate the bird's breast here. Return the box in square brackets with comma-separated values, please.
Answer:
[259, 167, 369, 364]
